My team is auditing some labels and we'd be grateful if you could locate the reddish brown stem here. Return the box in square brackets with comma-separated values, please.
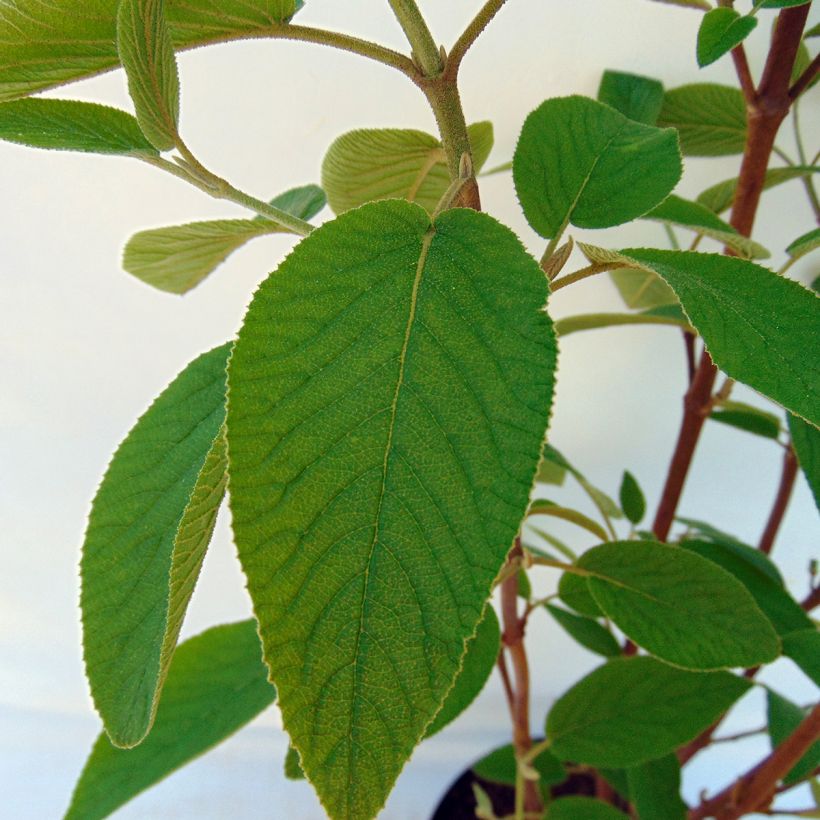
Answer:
[801, 585, 820, 613]
[689, 704, 820, 819]
[790, 52, 820, 101]
[758, 446, 798, 555]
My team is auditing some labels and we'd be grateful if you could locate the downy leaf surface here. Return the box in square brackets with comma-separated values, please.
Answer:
[696, 8, 757, 68]
[626, 755, 687, 820]
[513, 96, 681, 238]
[227, 200, 556, 820]
[66, 621, 275, 820]
[81, 343, 230, 748]
[597, 70, 664, 125]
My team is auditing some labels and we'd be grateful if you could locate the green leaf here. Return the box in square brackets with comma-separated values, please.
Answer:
[123, 184, 326, 293]
[698, 165, 820, 214]
[697, 8, 757, 68]
[626, 755, 687, 820]
[579, 540, 780, 669]
[597, 70, 664, 125]
[0, 1, 302, 103]
[546, 604, 621, 658]
[528, 499, 611, 542]
[555, 310, 692, 337]
[547, 657, 752, 767]
[710, 400, 782, 440]
[657, 84, 747, 156]
[760, 0, 811, 6]
[284, 745, 305, 780]
[321, 122, 494, 215]
[790, 414, 820, 511]
[513, 95, 681, 239]
[648, 0, 710, 9]
[783, 629, 820, 687]
[81, 343, 230, 748]
[226, 200, 556, 820]
[472, 743, 565, 788]
[641, 194, 769, 259]
[619, 249, 820, 427]
[117, 0, 180, 151]
[424, 607, 501, 737]
[518, 569, 532, 600]
[619, 471, 646, 525]
[806, 22, 820, 37]
[676, 517, 777, 574]
[610, 267, 679, 311]
[767, 690, 820, 784]
[558, 571, 604, 618]
[66, 621, 275, 820]
[787, 227, 820, 261]
[547, 797, 628, 819]
[679, 539, 812, 638]
[0, 99, 157, 155]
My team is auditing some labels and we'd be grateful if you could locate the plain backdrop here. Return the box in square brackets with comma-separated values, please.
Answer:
[1, 1, 818, 817]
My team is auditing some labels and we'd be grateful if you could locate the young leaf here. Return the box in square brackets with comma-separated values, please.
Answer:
[789, 414, 820, 510]
[767, 690, 820, 785]
[558, 571, 604, 618]
[760, 0, 811, 6]
[472, 743, 566, 788]
[528, 500, 610, 543]
[227, 201, 556, 820]
[123, 184, 326, 293]
[787, 227, 820, 261]
[81, 343, 231, 749]
[579, 540, 780, 669]
[648, 0, 710, 9]
[626, 755, 687, 820]
[597, 70, 664, 125]
[0, 99, 157, 155]
[513, 95, 681, 239]
[65, 621, 275, 820]
[555, 311, 692, 337]
[657, 83, 747, 155]
[424, 607, 501, 737]
[783, 629, 820, 687]
[610, 267, 679, 311]
[117, 0, 180, 151]
[697, 165, 820, 214]
[321, 122, 493, 215]
[619, 249, 820, 427]
[547, 797, 628, 819]
[710, 400, 782, 440]
[676, 517, 778, 575]
[696, 8, 757, 68]
[285, 745, 305, 780]
[546, 604, 621, 658]
[619, 471, 646, 525]
[0, 1, 302, 103]
[640, 194, 769, 259]
[546, 657, 752, 768]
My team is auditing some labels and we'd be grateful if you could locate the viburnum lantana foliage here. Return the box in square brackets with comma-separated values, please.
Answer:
[1, 1, 818, 819]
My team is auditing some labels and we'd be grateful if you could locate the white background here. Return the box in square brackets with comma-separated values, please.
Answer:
[1, 1, 818, 817]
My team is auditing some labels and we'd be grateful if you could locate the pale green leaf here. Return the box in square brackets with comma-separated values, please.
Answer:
[81, 343, 230, 748]
[0, 98, 156, 154]
[697, 166, 820, 214]
[697, 8, 757, 68]
[619, 249, 820, 427]
[657, 83, 747, 156]
[226, 201, 556, 820]
[322, 122, 493, 215]
[783, 629, 820, 687]
[547, 798, 627, 819]
[789, 414, 820, 511]
[597, 70, 664, 125]
[546, 656, 752, 767]
[787, 228, 820, 260]
[472, 743, 565, 788]
[626, 755, 687, 820]
[66, 620, 275, 820]
[579, 540, 780, 669]
[710, 400, 782, 440]
[555, 311, 692, 336]
[123, 184, 325, 293]
[619, 470, 646, 525]
[117, 0, 180, 151]
[610, 267, 679, 311]
[641, 194, 769, 258]
[546, 604, 621, 658]
[514, 96, 681, 238]
[767, 690, 820, 784]
[528, 500, 610, 542]
[0, 1, 302, 102]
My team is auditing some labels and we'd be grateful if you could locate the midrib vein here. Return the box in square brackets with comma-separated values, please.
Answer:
[346, 226, 435, 801]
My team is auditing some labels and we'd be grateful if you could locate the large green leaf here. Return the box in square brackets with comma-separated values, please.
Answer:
[226, 201, 556, 820]
[117, 0, 180, 151]
[696, 8, 757, 68]
[123, 184, 326, 293]
[578, 540, 780, 669]
[657, 83, 747, 156]
[321, 122, 493, 215]
[513, 95, 681, 238]
[767, 690, 820, 785]
[641, 194, 769, 259]
[626, 755, 687, 820]
[783, 629, 820, 687]
[619, 249, 820, 427]
[597, 69, 664, 125]
[790, 414, 820, 510]
[81, 343, 230, 748]
[0, 1, 302, 103]
[66, 621, 275, 820]
[546, 657, 752, 767]
[547, 798, 627, 819]
[697, 166, 820, 214]
[0, 99, 156, 154]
